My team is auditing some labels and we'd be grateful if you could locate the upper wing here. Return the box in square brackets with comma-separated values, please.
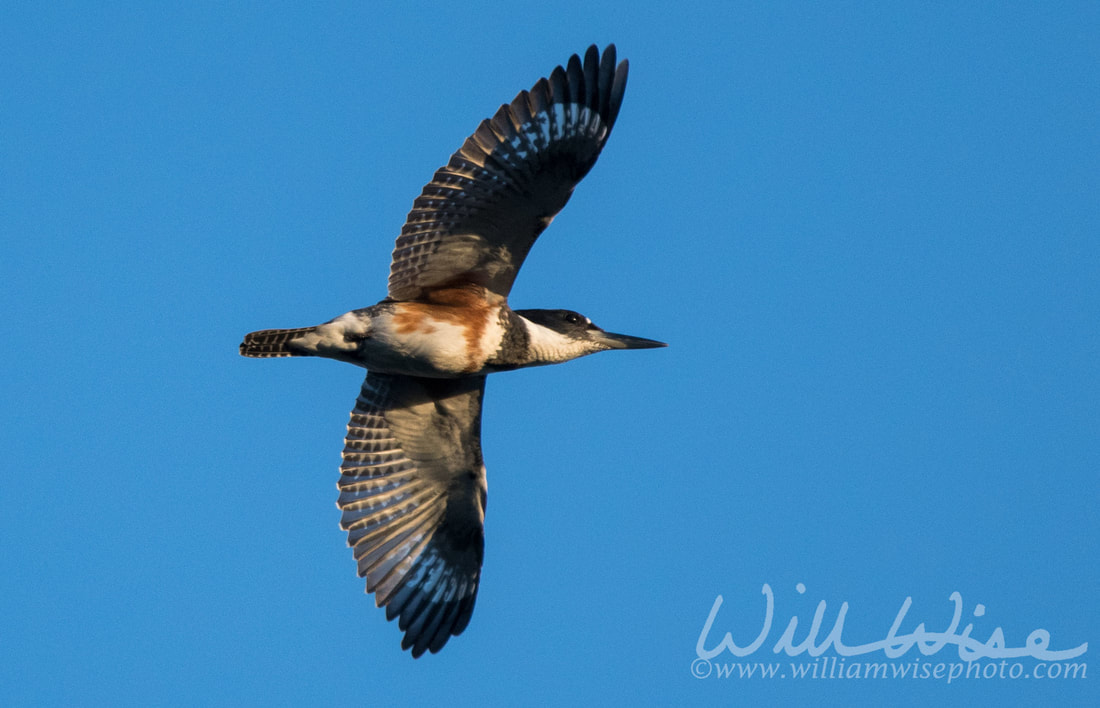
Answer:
[338, 372, 488, 658]
[387, 44, 628, 302]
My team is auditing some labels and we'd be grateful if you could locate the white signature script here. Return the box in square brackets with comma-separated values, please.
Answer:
[696, 584, 1087, 662]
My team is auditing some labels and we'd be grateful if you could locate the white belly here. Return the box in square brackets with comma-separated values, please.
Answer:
[316, 307, 505, 378]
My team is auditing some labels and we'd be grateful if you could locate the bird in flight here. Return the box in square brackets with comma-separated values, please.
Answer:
[240, 44, 664, 658]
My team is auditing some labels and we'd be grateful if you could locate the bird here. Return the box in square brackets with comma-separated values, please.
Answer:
[239, 44, 664, 658]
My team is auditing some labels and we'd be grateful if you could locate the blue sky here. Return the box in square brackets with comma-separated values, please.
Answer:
[2, 2, 1096, 705]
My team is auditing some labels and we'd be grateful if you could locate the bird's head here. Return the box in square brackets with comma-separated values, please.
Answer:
[515, 308, 666, 362]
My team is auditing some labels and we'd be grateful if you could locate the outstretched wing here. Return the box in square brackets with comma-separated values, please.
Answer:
[338, 372, 488, 658]
[387, 44, 629, 302]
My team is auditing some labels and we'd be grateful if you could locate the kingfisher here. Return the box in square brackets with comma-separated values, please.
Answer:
[240, 44, 664, 658]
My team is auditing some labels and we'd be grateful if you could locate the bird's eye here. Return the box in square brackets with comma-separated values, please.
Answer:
[564, 312, 581, 324]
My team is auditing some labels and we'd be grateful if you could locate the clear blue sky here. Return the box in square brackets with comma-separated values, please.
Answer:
[2, 2, 1096, 706]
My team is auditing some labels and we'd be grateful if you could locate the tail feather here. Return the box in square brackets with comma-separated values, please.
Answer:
[240, 327, 318, 358]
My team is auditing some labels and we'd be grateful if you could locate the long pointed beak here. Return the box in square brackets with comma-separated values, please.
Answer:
[593, 330, 668, 350]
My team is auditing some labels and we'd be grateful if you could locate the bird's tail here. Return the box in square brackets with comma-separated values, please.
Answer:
[239, 327, 318, 358]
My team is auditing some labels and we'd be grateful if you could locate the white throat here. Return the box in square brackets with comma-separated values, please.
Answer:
[521, 318, 602, 365]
